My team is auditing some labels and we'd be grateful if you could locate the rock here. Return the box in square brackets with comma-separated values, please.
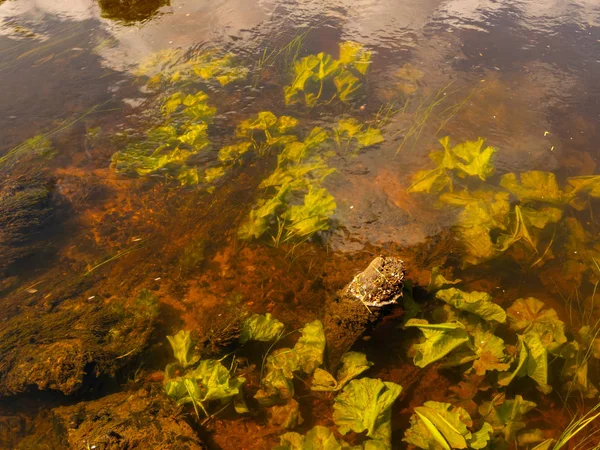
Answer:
[17, 388, 205, 449]
[0, 174, 56, 274]
[0, 291, 159, 396]
[322, 256, 404, 370]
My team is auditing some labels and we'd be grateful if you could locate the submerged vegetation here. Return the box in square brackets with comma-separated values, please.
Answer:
[4, 17, 600, 450]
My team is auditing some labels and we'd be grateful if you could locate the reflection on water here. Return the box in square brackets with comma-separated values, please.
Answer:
[1, 0, 600, 447]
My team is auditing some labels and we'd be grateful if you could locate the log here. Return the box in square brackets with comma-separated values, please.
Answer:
[322, 256, 405, 370]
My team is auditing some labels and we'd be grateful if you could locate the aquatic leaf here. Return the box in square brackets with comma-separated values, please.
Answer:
[395, 63, 424, 83]
[468, 423, 493, 450]
[435, 288, 506, 323]
[178, 123, 209, 147]
[478, 395, 536, 442]
[403, 401, 491, 450]
[506, 298, 567, 345]
[260, 159, 335, 191]
[239, 313, 285, 344]
[236, 111, 279, 135]
[279, 127, 329, 164]
[339, 41, 372, 75]
[414, 402, 470, 449]
[218, 142, 253, 163]
[335, 118, 384, 149]
[163, 363, 188, 399]
[440, 189, 510, 263]
[471, 327, 510, 376]
[282, 187, 336, 240]
[311, 351, 373, 391]
[167, 330, 198, 368]
[238, 184, 290, 240]
[555, 340, 599, 398]
[500, 171, 570, 205]
[334, 70, 362, 103]
[405, 319, 470, 368]
[285, 55, 320, 105]
[333, 377, 402, 444]
[204, 166, 226, 183]
[277, 426, 342, 450]
[163, 92, 184, 116]
[408, 167, 452, 194]
[316, 52, 340, 80]
[188, 359, 245, 402]
[427, 266, 462, 293]
[496, 205, 562, 253]
[497, 336, 528, 387]
[255, 367, 295, 406]
[441, 137, 496, 181]
[567, 175, 600, 198]
[294, 320, 326, 374]
[268, 398, 304, 429]
[522, 332, 551, 393]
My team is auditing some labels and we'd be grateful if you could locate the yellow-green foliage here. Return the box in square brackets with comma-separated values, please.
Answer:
[284, 41, 372, 106]
[111, 89, 216, 184]
[238, 126, 337, 245]
[136, 49, 248, 89]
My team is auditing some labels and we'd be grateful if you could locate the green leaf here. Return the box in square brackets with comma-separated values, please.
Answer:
[442, 137, 496, 180]
[311, 352, 373, 391]
[506, 297, 567, 345]
[282, 187, 336, 240]
[238, 184, 291, 240]
[555, 340, 599, 398]
[428, 266, 462, 293]
[471, 327, 510, 376]
[294, 319, 326, 374]
[277, 426, 342, 450]
[218, 142, 253, 163]
[407, 167, 451, 194]
[567, 175, 600, 198]
[167, 330, 198, 367]
[496, 205, 562, 253]
[414, 403, 469, 449]
[404, 401, 481, 450]
[497, 336, 528, 387]
[468, 423, 493, 450]
[522, 332, 552, 394]
[255, 368, 295, 407]
[439, 189, 510, 264]
[268, 398, 304, 429]
[405, 319, 470, 368]
[500, 171, 571, 205]
[240, 313, 285, 344]
[335, 118, 383, 149]
[333, 378, 402, 444]
[205, 166, 226, 183]
[435, 288, 506, 323]
[334, 70, 362, 103]
[187, 359, 245, 402]
[478, 395, 536, 442]
[339, 41, 372, 74]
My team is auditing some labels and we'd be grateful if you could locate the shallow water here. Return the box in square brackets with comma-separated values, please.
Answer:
[1, 0, 600, 448]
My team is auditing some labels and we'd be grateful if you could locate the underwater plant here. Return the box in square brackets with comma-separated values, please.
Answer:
[284, 41, 372, 107]
[163, 330, 246, 418]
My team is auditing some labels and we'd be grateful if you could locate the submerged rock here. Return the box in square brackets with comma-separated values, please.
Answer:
[0, 291, 159, 396]
[0, 174, 56, 274]
[15, 387, 205, 449]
